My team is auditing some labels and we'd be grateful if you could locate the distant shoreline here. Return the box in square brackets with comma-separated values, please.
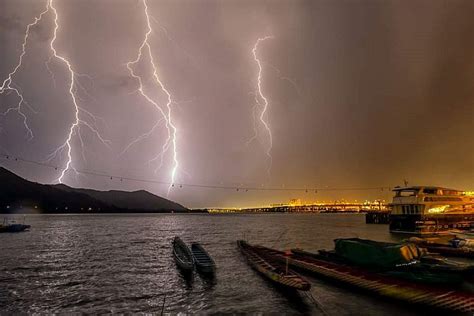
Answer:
[1, 210, 378, 215]
[1, 209, 209, 215]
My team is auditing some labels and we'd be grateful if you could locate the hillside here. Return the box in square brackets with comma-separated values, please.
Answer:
[54, 185, 187, 211]
[0, 167, 188, 213]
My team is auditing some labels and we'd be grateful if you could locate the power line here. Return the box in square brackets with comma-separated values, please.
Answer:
[0, 154, 394, 192]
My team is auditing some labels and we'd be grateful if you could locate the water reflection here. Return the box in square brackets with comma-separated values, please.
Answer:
[0, 214, 418, 314]
[177, 267, 194, 289]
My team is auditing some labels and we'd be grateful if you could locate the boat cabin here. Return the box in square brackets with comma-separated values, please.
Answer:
[390, 186, 473, 216]
[389, 186, 474, 234]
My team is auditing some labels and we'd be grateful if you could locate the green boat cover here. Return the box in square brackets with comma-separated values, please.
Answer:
[334, 238, 425, 268]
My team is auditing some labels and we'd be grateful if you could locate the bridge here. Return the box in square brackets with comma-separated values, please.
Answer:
[209, 202, 389, 213]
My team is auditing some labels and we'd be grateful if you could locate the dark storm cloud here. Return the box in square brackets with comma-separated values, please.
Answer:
[0, 0, 473, 208]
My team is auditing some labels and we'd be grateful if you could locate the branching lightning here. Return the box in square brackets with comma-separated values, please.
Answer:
[1, 0, 110, 184]
[247, 36, 274, 176]
[265, 62, 302, 97]
[47, 0, 111, 183]
[0, 6, 50, 140]
[124, 0, 178, 196]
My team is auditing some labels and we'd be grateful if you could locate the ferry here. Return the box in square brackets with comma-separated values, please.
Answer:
[389, 186, 474, 235]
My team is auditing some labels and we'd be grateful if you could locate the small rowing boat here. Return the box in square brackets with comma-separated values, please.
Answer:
[0, 218, 30, 233]
[237, 240, 310, 291]
[173, 237, 194, 271]
[191, 243, 215, 274]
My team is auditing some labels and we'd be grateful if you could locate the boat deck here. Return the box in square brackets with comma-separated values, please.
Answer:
[191, 243, 216, 273]
[238, 241, 311, 291]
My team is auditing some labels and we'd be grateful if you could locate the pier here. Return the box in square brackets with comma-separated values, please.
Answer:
[365, 211, 391, 224]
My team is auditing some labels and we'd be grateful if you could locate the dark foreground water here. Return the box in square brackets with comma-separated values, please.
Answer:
[0, 213, 425, 314]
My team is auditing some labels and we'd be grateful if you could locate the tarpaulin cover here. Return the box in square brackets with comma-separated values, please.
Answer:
[334, 238, 423, 268]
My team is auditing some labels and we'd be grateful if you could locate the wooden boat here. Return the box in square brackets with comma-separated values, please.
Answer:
[172, 237, 194, 271]
[253, 244, 474, 313]
[299, 238, 474, 285]
[408, 236, 474, 259]
[237, 240, 310, 291]
[422, 245, 474, 258]
[332, 238, 425, 268]
[0, 218, 30, 233]
[191, 243, 215, 274]
[294, 248, 474, 286]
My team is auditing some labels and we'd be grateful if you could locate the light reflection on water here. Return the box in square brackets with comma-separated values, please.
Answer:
[0, 213, 419, 314]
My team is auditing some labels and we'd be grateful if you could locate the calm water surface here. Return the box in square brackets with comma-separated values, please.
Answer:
[1, 213, 423, 314]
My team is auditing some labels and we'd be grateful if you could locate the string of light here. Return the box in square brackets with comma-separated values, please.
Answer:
[0, 154, 395, 192]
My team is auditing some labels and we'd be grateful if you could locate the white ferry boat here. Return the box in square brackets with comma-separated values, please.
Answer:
[389, 186, 474, 234]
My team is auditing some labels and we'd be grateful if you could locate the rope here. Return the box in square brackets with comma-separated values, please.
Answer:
[0, 154, 394, 193]
[303, 290, 329, 316]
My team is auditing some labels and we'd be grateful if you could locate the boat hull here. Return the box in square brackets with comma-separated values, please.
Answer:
[408, 237, 474, 259]
[0, 224, 30, 233]
[173, 237, 194, 271]
[191, 243, 216, 274]
[196, 264, 215, 274]
[254, 244, 474, 313]
[389, 214, 474, 235]
[237, 240, 311, 291]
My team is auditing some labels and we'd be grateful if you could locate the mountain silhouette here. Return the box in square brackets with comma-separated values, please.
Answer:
[53, 184, 187, 211]
[0, 167, 188, 213]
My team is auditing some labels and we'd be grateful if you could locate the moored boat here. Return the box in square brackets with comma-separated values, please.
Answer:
[332, 238, 424, 268]
[237, 240, 310, 291]
[191, 243, 215, 274]
[408, 236, 474, 259]
[335, 238, 474, 284]
[173, 237, 194, 271]
[250, 243, 474, 313]
[0, 218, 30, 233]
[293, 239, 474, 286]
[389, 186, 474, 235]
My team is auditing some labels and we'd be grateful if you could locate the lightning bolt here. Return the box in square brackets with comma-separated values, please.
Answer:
[247, 36, 274, 176]
[265, 62, 302, 97]
[1, 0, 110, 183]
[0, 5, 50, 140]
[124, 0, 178, 196]
[46, 0, 110, 183]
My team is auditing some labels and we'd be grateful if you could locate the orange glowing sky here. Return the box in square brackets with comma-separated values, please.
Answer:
[1, 0, 473, 208]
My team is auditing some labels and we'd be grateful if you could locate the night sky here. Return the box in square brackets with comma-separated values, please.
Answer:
[1, 0, 473, 208]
